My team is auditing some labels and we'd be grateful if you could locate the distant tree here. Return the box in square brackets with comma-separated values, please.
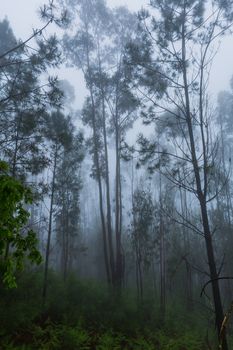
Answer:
[61, 0, 139, 289]
[54, 132, 84, 280]
[131, 187, 156, 301]
[61, 0, 113, 284]
[42, 110, 74, 305]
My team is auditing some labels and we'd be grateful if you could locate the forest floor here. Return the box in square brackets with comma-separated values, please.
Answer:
[0, 270, 230, 349]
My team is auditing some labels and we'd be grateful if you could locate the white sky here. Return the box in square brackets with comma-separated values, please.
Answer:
[1, 0, 146, 35]
[1, 0, 233, 107]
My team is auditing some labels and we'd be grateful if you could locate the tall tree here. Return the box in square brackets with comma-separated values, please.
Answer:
[131, 187, 156, 302]
[61, 0, 113, 283]
[61, 0, 139, 289]
[42, 110, 74, 305]
[55, 132, 84, 280]
[0, 11, 63, 182]
[126, 1, 233, 347]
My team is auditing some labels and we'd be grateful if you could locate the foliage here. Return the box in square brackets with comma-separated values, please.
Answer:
[1, 320, 208, 350]
[0, 162, 42, 288]
[0, 271, 212, 349]
[0, 18, 63, 181]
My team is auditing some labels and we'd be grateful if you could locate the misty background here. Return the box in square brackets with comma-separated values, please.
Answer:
[1, 1, 233, 349]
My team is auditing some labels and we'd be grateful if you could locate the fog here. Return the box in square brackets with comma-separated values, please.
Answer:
[2, 0, 233, 105]
[1, 1, 233, 349]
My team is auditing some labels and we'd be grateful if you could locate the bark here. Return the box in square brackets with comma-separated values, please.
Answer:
[91, 94, 111, 284]
[63, 210, 69, 281]
[181, 8, 227, 348]
[115, 118, 123, 288]
[179, 177, 193, 310]
[101, 89, 115, 284]
[158, 139, 165, 319]
[42, 143, 58, 307]
[159, 220, 166, 319]
[135, 237, 143, 302]
[5, 117, 20, 260]
[85, 37, 111, 284]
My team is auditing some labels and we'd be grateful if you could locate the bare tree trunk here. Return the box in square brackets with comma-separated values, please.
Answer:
[181, 11, 227, 348]
[91, 103, 111, 284]
[159, 199, 166, 320]
[42, 143, 58, 307]
[96, 45, 116, 284]
[219, 109, 233, 225]
[85, 37, 111, 283]
[158, 144, 165, 319]
[102, 95, 115, 284]
[63, 211, 69, 281]
[115, 119, 123, 289]
[5, 116, 20, 259]
[179, 178, 193, 310]
[135, 241, 143, 302]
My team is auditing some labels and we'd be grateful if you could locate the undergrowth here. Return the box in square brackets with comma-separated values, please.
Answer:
[0, 269, 228, 349]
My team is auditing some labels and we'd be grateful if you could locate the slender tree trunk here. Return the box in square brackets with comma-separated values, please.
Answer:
[158, 143, 165, 319]
[159, 200, 166, 320]
[179, 178, 193, 310]
[5, 118, 20, 259]
[85, 37, 111, 283]
[115, 120, 123, 289]
[90, 90, 111, 284]
[219, 110, 233, 225]
[42, 143, 58, 307]
[181, 11, 227, 348]
[135, 240, 143, 302]
[96, 46, 115, 283]
[136, 253, 140, 302]
[119, 155, 124, 284]
[102, 94, 115, 283]
[138, 255, 143, 302]
[63, 210, 69, 281]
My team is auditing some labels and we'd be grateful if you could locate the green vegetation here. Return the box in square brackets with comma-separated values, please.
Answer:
[0, 161, 42, 289]
[1, 1, 233, 349]
[0, 271, 213, 349]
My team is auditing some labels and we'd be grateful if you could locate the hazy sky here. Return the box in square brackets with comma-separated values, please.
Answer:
[1, 0, 146, 36]
[1, 0, 233, 107]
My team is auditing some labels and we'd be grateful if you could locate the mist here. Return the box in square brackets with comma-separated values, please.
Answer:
[1, 1, 233, 349]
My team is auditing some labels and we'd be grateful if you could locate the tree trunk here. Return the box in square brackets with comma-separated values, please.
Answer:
[181, 10, 227, 348]
[102, 94, 115, 284]
[201, 200, 227, 349]
[179, 179, 193, 310]
[115, 119, 123, 289]
[159, 201, 166, 320]
[42, 143, 58, 307]
[90, 90, 111, 284]
[85, 38, 111, 284]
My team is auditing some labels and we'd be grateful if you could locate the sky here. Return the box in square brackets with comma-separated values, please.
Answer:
[1, 0, 146, 36]
[1, 0, 147, 109]
[1, 0, 233, 107]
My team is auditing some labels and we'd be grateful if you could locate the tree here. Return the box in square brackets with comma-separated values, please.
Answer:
[61, 0, 139, 289]
[42, 110, 75, 305]
[61, 0, 113, 284]
[0, 161, 42, 289]
[0, 5, 66, 182]
[131, 187, 156, 302]
[126, 1, 233, 347]
[105, 7, 139, 289]
[55, 132, 84, 280]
